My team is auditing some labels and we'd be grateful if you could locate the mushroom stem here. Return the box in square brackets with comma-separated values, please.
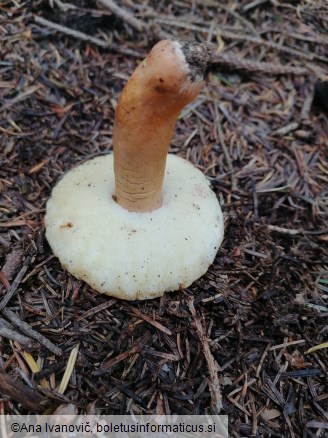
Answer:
[113, 39, 213, 212]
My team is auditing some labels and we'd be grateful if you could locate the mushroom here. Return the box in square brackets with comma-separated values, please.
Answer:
[45, 40, 224, 300]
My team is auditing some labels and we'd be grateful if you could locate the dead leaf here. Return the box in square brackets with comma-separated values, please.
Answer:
[0, 248, 24, 282]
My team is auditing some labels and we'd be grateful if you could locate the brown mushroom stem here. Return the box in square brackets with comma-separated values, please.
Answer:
[113, 39, 213, 212]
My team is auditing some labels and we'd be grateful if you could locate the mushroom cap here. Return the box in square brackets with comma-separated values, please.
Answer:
[45, 154, 224, 300]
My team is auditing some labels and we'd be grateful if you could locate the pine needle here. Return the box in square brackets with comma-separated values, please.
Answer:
[22, 351, 51, 390]
[58, 343, 80, 394]
[306, 342, 328, 354]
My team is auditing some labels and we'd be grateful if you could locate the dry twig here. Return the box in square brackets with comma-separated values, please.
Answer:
[212, 53, 310, 76]
[34, 15, 108, 48]
[98, 0, 146, 33]
[187, 297, 223, 414]
[0, 258, 30, 311]
[0, 371, 49, 412]
[1, 309, 62, 356]
[0, 319, 34, 348]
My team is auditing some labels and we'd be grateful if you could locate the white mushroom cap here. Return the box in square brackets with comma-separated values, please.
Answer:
[45, 154, 224, 300]
[45, 39, 224, 300]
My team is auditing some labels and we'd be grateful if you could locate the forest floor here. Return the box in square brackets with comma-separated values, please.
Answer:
[0, 1, 327, 437]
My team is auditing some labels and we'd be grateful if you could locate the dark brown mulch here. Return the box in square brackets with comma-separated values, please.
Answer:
[0, 1, 327, 436]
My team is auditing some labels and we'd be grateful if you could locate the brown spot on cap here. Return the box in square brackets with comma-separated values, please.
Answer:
[60, 222, 73, 228]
